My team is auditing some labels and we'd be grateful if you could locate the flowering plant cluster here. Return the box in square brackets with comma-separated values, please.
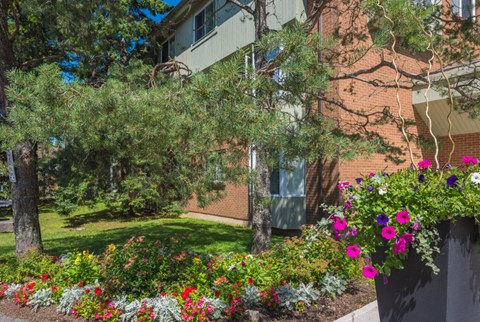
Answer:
[333, 156, 480, 279]
[0, 228, 364, 321]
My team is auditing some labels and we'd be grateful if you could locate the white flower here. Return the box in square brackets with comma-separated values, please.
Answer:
[471, 172, 480, 185]
[378, 186, 387, 195]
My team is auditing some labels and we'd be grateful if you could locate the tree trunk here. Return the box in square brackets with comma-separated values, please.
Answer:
[251, 0, 271, 254]
[12, 142, 43, 255]
[251, 145, 272, 254]
[0, 0, 43, 255]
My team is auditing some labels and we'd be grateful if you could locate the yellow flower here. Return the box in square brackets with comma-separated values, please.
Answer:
[193, 257, 201, 265]
[107, 244, 116, 252]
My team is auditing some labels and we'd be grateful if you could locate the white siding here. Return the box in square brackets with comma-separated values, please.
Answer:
[166, 0, 307, 72]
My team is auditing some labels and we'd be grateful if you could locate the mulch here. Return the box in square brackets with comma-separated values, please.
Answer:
[0, 280, 375, 322]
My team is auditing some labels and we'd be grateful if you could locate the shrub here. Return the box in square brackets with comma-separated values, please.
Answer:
[0, 251, 60, 283]
[100, 237, 181, 297]
[59, 251, 100, 286]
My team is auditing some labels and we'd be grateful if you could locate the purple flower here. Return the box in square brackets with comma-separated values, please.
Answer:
[381, 226, 396, 240]
[351, 228, 357, 236]
[447, 175, 458, 187]
[346, 245, 361, 258]
[401, 233, 414, 243]
[414, 186, 418, 193]
[362, 265, 378, 279]
[355, 177, 363, 184]
[462, 155, 478, 165]
[418, 159, 432, 169]
[418, 174, 425, 183]
[393, 238, 407, 253]
[377, 213, 389, 225]
[396, 210, 410, 224]
[412, 220, 419, 231]
[344, 201, 352, 209]
[337, 181, 350, 189]
[366, 186, 373, 192]
[334, 218, 348, 231]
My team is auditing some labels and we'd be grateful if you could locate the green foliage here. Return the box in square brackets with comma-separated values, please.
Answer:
[100, 237, 182, 297]
[6, 0, 169, 79]
[2, 22, 377, 217]
[59, 251, 100, 285]
[264, 225, 361, 285]
[0, 251, 60, 283]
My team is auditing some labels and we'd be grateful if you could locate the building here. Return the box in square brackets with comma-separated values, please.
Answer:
[157, 0, 480, 231]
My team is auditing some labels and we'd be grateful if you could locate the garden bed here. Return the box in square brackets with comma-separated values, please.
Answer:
[0, 280, 375, 322]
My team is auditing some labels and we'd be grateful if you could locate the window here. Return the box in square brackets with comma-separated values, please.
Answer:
[205, 150, 225, 183]
[453, 0, 475, 18]
[160, 37, 175, 63]
[194, 1, 216, 42]
[270, 168, 280, 195]
[269, 157, 305, 197]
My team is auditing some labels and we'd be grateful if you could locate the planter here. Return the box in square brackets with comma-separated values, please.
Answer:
[374, 217, 480, 322]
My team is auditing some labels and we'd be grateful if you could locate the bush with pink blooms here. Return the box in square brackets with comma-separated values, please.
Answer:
[0, 223, 366, 321]
[333, 156, 480, 279]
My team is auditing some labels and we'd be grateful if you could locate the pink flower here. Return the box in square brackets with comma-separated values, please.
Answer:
[418, 159, 432, 169]
[462, 156, 478, 165]
[368, 172, 375, 177]
[333, 218, 348, 231]
[337, 181, 350, 189]
[412, 220, 419, 230]
[401, 233, 414, 243]
[396, 210, 410, 224]
[362, 265, 378, 279]
[346, 245, 361, 258]
[381, 226, 396, 240]
[393, 238, 407, 253]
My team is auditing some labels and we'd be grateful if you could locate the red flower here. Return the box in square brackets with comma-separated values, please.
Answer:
[181, 287, 196, 299]
[241, 261, 246, 267]
[77, 281, 83, 287]
[248, 278, 254, 285]
[85, 289, 90, 294]
[41, 274, 49, 281]
[27, 281, 36, 292]
[237, 281, 242, 287]
[51, 286, 57, 292]
[214, 290, 220, 297]
[94, 287, 102, 295]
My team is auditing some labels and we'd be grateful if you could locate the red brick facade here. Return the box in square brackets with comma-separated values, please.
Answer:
[185, 0, 479, 228]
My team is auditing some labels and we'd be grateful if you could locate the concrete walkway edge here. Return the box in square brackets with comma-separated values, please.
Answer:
[333, 300, 380, 322]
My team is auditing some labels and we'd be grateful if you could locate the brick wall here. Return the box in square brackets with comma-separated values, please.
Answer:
[185, 183, 250, 221]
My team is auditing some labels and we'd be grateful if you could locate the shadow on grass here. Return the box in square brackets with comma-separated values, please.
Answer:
[44, 220, 254, 256]
[61, 208, 167, 229]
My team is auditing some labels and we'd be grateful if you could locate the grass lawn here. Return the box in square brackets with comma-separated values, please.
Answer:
[0, 204, 282, 262]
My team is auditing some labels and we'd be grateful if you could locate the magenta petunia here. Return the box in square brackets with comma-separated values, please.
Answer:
[393, 238, 407, 253]
[396, 210, 410, 224]
[334, 218, 348, 231]
[401, 233, 414, 243]
[346, 245, 361, 258]
[368, 172, 375, 177]
[381, 226, 396, 240]
[337, 181, 350, 189]
[362, 264, 378, 279]
[462, 156, 478, 165]
[418, 159, 432, 169]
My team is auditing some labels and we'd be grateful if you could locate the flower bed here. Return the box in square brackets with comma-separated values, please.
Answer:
[0, 226, 364, 322]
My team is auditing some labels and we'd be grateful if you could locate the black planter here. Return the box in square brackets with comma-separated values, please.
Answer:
[374, 217, 480, 322]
